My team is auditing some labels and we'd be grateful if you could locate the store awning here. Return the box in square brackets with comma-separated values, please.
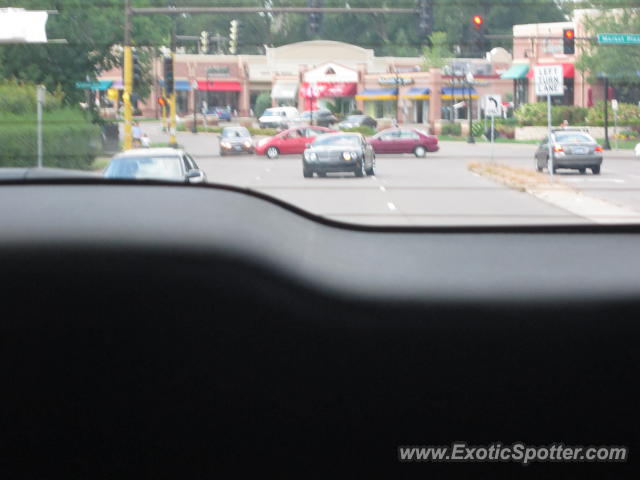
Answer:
[159, 80, 192, 91]
[355, 88, 398, 101]
[441, 87, 479, 100]
[527, 63, 574, 79]
[301, 82, 357, 98]
[75, 80, 112, 91]
[501, 64, 530, 79]
[197, 80, 242, 92]
[271, 81, 298, 100]
[401, 87, 431, 100]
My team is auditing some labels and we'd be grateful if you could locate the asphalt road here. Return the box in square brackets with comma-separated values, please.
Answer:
[142, 122, 640, 226]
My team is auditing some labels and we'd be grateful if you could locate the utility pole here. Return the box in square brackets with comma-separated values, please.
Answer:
[603, 75, 611, 150]
[169, 22, 178, 148]
[123, 0, 133, 150]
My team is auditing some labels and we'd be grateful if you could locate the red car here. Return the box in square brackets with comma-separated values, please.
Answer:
[255, 126, 335, 159]
[368, 128, 439, 157]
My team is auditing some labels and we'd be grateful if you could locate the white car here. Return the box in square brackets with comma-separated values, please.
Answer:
[635, 142, 640, 158]
[258, 107, 299, 130]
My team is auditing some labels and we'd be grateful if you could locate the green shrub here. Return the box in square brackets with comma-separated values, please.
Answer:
[254, 92, 272, 118]
[515, 103, 590, 126]
[0, 109, 101, 169]
[0, 80, 64, 114]
[249, 127, 278, 136]
[441, 122, 462, 136]
[586, 102, 640, 127]
[340, 126, 376, 136]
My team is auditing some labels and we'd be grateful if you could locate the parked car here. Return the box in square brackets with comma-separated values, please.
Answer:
[298, 109, 338, 127]
[337, 114, 378, 130]
[255, 126, 335, 159]
[208, 107, 232, 122]
[534, 129, 603, 174]
[219, 126, 254, 156]
[635, 142, 640, 158]
[258, 107, 299, 130]
[368, 128, 439, 157]
[104, 148, 207, 183]
[302, 132, 375, 178]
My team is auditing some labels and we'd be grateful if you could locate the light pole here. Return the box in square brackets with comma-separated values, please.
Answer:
[466, 71, 475, 144]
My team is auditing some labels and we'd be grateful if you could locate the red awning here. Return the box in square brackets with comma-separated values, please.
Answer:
[301, 82, 357, 98]
[527, 63, 574, 79]
[197, 80, 242, 91]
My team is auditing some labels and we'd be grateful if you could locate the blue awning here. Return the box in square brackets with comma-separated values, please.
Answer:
[355, 88, 398, 100]
[501, 64, 530, 79]
[158, 80, 192, 91]
[402, 87, 431, 99]
[441, 87, 479, 99]
[75, 80, 113, 90]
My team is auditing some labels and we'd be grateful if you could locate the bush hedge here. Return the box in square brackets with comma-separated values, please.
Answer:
[440, 122, 462, 136]
[0, 109, 101, 169]
[340, 126, 376, 136]
[586, 102, 640, 128]
[515, 103, 588, 126]
[0, 80, 64, 114]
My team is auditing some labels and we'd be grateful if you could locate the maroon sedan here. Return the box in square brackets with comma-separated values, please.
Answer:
[368, 128, 439, 157]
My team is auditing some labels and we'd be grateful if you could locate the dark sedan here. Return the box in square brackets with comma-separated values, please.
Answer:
[219, 126, 254, 155]
[368, 128, 439, 157]
[299, 109, 338, 127]
[337, 114, 377, 130]
[302, 133, 375, 178]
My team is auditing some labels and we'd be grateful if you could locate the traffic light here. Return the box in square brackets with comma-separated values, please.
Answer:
[418, 0, 433, 38]
[229, 20, 238, 54]
[563, 28, 575, 54]
[470, 15, 487, 57]
[157, 97, 166, 108]
[163, 55, 174, 95]
[307, 0, 323, 36]
[200, 31, 209, 54]
[132, 52, 142, 91]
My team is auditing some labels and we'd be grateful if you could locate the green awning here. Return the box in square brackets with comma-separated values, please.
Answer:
[501, 64, 530, 80]
[75, 80, 113, 90]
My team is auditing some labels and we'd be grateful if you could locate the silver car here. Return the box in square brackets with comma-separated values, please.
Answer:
[104, 148, 207, 183]
[535, 129, 603, 175]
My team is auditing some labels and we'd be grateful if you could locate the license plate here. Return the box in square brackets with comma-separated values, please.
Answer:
[234, 145, 242, 150]
[572, 147, 588, 155]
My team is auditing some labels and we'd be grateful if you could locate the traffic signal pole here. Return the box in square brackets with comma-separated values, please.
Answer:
[123, 0, 133, 150]
[169, 24, 177, 148]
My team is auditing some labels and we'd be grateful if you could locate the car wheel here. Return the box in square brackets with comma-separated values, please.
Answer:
[579, 168, 586, 174]
[592, 165, 601, 175]
[365, 156, 376, 176]
[266, 147, 280, 159]
[303, 164, 313, 178]
[355, 160, 365, 177]
[414, 146, 427, 158]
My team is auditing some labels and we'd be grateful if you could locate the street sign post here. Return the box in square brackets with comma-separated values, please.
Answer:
[612, 99, 619, 150]
[484, 94, 501, 162]
[597, 33, 640, 45]
[36, 85, 45, 168]
[534, 65, 564, 177]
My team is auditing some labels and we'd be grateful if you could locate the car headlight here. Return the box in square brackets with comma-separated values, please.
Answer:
[342, 152, 352, 161]
[351, 151, 358, 159]
[221, 141, 231, 148]
[244, 140, 252, 148]
[305, 151, 317, 161]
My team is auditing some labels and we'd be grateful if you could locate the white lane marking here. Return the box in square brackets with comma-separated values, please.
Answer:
[387, 202, 397, 211]
[372, 176, 377, 180]
[256, 176, 262, 180]
[379, 186, 386, 192]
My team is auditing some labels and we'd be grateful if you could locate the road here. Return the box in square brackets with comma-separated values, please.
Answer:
[140, 122, 640, 226]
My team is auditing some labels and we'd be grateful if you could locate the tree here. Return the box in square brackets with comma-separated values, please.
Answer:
[575, 3, 640, 88]
[422, 32, 451, 70]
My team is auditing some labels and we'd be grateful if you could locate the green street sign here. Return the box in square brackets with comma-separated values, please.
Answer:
[597, 33, 640, 45]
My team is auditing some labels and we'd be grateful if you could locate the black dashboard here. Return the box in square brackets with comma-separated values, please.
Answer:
[1, 180, 638, 479]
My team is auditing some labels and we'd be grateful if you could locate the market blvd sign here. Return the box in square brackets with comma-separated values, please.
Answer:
[597, 33, 640, 45]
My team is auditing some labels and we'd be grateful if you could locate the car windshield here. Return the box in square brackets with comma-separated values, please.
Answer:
[554, 133, 594, 143]
[313, 135, 360, 147]
[104, 156, 183, 181]
[2, 1, 639, 226]
[222, 128, 249, 138]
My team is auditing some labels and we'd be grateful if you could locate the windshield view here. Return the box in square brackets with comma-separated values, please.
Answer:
[1, 1, 640, 225]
